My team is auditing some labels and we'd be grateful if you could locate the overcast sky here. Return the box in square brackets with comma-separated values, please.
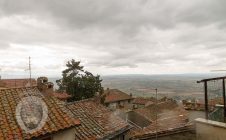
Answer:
[0, 0, 226, 77]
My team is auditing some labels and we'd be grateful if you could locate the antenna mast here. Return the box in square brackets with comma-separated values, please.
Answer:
[29, 56, 32, 87]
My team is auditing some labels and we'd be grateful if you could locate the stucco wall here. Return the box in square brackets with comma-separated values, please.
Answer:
[53, 128, 75, 140]
[109, 102, 117, 110]
[109, 100, 130, 110]
[196, 118, 226, 140]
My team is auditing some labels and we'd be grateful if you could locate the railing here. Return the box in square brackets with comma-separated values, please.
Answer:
[209, 106, 224, 122]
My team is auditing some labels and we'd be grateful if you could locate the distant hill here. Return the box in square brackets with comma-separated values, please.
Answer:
[47, 73, 226, 100]
[102, 73, 226, 100]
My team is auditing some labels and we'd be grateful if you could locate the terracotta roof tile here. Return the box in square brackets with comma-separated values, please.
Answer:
[0, 87, 80, 140]
[0, 79, 37, 88]
[130, 100, 189, 139]
[52, 92, 71, 100]
[132, 97, 154, 105]
[67, 99, 130, 140]
[104, 89, 133, 103]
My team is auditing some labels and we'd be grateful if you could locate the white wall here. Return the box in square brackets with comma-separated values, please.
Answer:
[196, 118, 226, 140]
[145, 101, 154, 107]
[109, 102, 117, 110]
[53, 128, 75, 140]
[108, 100, 131, 110]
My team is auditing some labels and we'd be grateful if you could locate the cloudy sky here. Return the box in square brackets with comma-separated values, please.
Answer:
[0, 0, 226, 77]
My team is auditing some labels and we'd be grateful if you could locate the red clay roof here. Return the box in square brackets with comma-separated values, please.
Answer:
[104, 89, 133, 103]
[130, 100, 189, 139]
[0, 79, 37, 88]
[52, 92, 71, 100]
[67, 99, 130, 140]
[0, 87, 80, 140]
[132, 97, 154, 105]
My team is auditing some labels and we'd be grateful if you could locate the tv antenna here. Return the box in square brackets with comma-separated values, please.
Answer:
[25, 56, 32, 87]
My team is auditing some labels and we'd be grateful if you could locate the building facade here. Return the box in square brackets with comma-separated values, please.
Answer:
[104, 89, 133, 110]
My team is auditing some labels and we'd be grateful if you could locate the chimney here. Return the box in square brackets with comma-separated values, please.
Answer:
[106, 88, 110, 95]
[37, 77, 54, 96]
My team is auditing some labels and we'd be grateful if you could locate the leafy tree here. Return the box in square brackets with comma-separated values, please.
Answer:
[56, 59, 103, 101]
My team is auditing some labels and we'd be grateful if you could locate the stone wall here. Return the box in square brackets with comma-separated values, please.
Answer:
[196, 118, 226, 140]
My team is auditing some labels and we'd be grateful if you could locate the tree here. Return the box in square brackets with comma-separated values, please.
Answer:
[56, 59, 103, 101]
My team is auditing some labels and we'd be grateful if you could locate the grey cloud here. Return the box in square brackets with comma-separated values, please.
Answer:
[0, 0, 226, 74]
[3, 0, 224, 31]
[1, 0, 225, 31]
[0, 41, 10, 49]
[176, 0, 226, 27]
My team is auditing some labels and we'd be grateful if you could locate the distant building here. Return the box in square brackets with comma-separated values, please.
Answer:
[103, 88, 133, 110]
[132, 97, 154, 109]
[0, 78, 37, 88]
[67, 98, 131, 140]
[182, 98, 222, 111]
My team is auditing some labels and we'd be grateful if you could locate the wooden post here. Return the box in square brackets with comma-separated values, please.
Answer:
[155, 88, 158, 140]
[223, 79, 226, 122]
[204, 81, 208, 119]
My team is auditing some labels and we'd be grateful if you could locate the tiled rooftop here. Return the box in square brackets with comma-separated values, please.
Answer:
[0, 87, 80, 140]
[104, 89, 133, 103]
[132, 97, 154, 105]
[67, 98, 131, 140]
[52, 92, 71, 100]
[134, 100, 179, 121]
[0, 79, 37, 88]
[130, 100, 189, 139]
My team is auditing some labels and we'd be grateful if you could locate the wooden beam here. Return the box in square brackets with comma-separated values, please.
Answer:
[197, 76, 226, 83]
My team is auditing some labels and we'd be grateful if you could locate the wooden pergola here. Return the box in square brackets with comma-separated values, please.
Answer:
[197, 76, 226, 120]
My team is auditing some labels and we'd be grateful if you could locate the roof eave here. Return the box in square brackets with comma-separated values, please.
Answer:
[104, 98, 133, 104]
[101, 125, 132, 140]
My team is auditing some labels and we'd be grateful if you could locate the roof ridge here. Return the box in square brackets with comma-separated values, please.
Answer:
[66, 97, 95, 105]
[0, 78, 36, 80]
[0, 86, 38, 90]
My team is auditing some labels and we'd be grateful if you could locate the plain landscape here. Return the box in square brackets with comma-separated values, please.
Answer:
[50, 73, 225, 101]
